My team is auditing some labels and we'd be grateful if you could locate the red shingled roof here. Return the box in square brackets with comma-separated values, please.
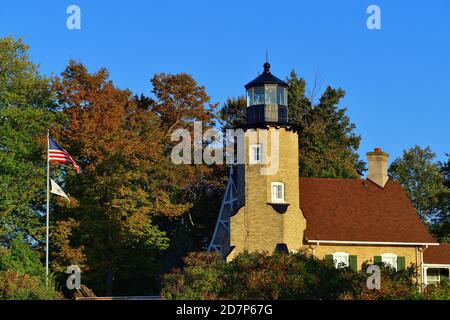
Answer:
[424, 243, 450, 265]
[299, 177, 436, 244]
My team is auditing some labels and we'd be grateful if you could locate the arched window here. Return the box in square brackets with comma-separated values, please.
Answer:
[381, 253, 398, 270]
[332, 252, 349, 269]
[271, 182, 285, 203]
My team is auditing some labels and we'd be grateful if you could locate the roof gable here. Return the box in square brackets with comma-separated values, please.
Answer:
[424, 243, 450, 265]
[299, 177, 436, 244]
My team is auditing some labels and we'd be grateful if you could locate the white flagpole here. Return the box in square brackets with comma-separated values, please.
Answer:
[46, 130, 50, 287]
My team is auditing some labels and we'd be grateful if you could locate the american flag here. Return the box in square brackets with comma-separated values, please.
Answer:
[48, 137, 81, 174]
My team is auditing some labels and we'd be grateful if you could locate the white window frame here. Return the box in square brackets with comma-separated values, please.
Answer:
[249, 144, 263, 164]
[246, 87, 253, 107]
[271, 182, 285, 203]
[426, 269, 441, 286]
[332, 252, 349, 269]
[381, 253, 398, 270]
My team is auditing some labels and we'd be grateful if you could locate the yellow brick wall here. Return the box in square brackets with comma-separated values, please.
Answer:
[229, 127, 306, 260]
[306, 244, 423, 283]
[227, 126, 424, 284]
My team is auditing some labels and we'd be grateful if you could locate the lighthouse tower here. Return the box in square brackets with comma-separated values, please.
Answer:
[208, 62, 306, 260]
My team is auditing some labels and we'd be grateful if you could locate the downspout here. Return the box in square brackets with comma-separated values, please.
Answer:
[415, 246, 419, 284]
[420, 245, 429, 289]
[312, 241, 319, 258]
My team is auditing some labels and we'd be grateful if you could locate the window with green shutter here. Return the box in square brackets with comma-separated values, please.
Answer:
[349, 255, 357, 271]
[397, 256, 406, 270]
[374, 256, 382, 264]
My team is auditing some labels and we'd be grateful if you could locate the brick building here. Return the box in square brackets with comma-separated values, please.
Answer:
[208, 63, 448, 285]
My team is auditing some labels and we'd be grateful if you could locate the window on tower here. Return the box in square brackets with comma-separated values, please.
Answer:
[246, 88, 253, 107]
[265, 85, 277, 105]
[253, 86, 265, 105]
[271, 182, 285, 203]
[277, 86, 287, 106]
[249, 144, 262, 164]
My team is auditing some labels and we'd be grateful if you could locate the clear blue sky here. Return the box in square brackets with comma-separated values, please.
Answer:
[1, 0, 449, 167]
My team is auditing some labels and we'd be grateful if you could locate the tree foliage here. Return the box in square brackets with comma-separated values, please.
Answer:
[432, 154, 450, 242]
[162, 251, 355, 300]
[0, 236, 60, 300]
[49, 61, 183, 294]
[162, 251, 449, 300]
[47, 60, 223, 295]
[219, 70, 365, 178]
[0, 37, 60, 247]
[2, 36, 447, 299]
[288, 70, 365, 178]
[389, 146, 449, 224]
[219, 96, 246, 128]
[0, 37, 55, 109]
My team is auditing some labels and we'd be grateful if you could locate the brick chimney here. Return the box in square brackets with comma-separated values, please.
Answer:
[366, 148, 389, 187]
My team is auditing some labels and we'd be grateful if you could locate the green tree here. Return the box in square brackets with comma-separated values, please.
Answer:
[296, 83, 365, 178]
[432, 154, 450, 242]
[286, 70, 312, 127]
[0, 235, 61, 300]
[0, 236, 45, 277]
[219, 69, 365, 178]
[219, 96, 246, 128]
[0, 37, 54, 109]
[0, 37, 59, 246]
[389, 146, 449, 224]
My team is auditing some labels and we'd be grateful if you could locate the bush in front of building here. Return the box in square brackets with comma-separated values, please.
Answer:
[162, 251, 360, 300]
[420, 279, 450, 300]
[161, 251, 449, 300]
[0, 236, 62, 300]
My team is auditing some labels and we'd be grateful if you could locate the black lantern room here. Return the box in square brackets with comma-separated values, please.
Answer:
[245, 62, 288, 125]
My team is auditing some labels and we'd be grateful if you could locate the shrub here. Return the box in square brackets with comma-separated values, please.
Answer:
[163, 251, 360, 300]
[0, 236, 61, 300]
[0, 270, 62, 300]
[0, 237, 45, 277]
[416, 279, 450, 300]
[339, 262, 419, 300]
[162, 251, 449, 300]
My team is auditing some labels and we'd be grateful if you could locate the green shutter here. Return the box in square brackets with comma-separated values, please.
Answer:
[349, 255, 358, 271]
[374, 256, 382, 264]
[325, 254, 333, 263]
[397, 256, 406, 271]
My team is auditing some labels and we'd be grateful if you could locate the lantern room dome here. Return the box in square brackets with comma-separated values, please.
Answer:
[244, 62, 288, 89]
[244, 62, 289, 125]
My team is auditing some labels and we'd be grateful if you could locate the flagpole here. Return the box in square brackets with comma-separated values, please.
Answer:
[46, 130, 50, 287]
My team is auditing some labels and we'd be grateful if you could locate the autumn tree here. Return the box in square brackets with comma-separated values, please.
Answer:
[151, 73, 217, 138]
[149, 73, 224, 272]
[50, 62, 223, 295]
[51, 61, 194, 295]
